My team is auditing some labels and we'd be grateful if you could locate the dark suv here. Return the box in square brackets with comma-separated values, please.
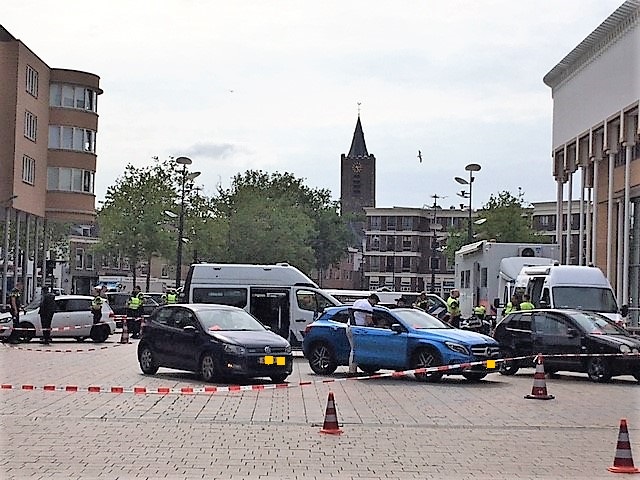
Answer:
[493, 309, 640, 382]
[105, 292, 160, 327]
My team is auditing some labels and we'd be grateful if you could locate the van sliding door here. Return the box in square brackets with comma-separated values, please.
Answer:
[249, 288, 290, 340]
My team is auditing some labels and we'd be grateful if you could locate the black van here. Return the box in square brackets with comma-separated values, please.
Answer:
[493, 309, 640, 383]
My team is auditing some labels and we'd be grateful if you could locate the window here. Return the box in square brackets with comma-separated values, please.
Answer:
[533, 313, 569, 335]
[47, 167, 94, 193]
[480, 267, 488, 288]
[161, 264, 169, 278]
[402, 236, 412, 251]
[48, 126, 97, 153]
[387, 217, 396, 230]
[85, 252, 94, 271]
[49, 84, 98, 112]
[22, 155, 35, 185]
[370, 216, 381, 230]
[26, 65, 38, 97]
[75, 248, 85, 270]
[402, 216, 413, 230]
[24, 111, 37, 141]
[192, 288, 247, 308]
[352, 174, 361, 195]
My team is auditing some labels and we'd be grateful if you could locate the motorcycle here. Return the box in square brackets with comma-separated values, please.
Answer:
[459, 314, 495, 335]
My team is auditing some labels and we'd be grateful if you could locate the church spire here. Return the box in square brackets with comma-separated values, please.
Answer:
[347, 115, 368, 157]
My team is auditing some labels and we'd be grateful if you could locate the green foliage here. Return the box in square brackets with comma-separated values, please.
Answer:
[475, 191, 543, 243]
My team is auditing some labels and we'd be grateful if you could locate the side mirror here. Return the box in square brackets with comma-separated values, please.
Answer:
[621, 305, 629, 317]
[493, 298, 500, 309]
[390, 323, 403, 334]
[183, 325, 197, 334]
[567, 327, 578, 338]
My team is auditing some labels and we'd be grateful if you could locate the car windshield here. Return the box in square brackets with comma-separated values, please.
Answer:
[552, 287, 618, 313]
[392, 308, 451, 329]
[197, 309, 266, 332]
[570, 311, 628, 335]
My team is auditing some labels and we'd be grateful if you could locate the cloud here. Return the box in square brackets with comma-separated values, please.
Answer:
[177, 142, 243, 160]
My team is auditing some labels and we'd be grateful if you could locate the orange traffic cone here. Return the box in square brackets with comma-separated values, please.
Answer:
[608, 419, 640, 474]
[319, 391, 343, 435]
[119, 317, 130, 344]
[524, 353, 554, 400]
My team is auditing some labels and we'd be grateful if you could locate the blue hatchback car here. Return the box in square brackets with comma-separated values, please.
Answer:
[302, 306, 501, 381]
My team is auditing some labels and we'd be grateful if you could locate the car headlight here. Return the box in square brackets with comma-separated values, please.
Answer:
[223, 344, 246, 355]
[284, 345, 292, 353]
[620, 344, 631, 354]
[445, 341, 469, 355]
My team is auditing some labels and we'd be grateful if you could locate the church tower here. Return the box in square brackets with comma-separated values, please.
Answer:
[340, 115, 376, 216]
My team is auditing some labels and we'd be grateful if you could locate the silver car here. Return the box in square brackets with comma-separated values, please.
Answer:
[16, 295, 116, 343]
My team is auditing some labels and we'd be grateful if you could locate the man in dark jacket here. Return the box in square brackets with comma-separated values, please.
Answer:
[39, 287, 57, 344]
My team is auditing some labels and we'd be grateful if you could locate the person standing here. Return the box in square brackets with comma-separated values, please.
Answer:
[347, 293, 379, 376]
[39, 287, 57, 344]
[446, 289, 461, 328]
[162, 288, 178, 305]
[91, 286, 105, 324]
[519, 294, 535, 310]
[504, 294, 521, 315]
[8, 281, 23, 343]
[127, 285, 144, 338]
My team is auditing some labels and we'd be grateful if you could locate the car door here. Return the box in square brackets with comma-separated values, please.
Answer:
[149, 308, 179, 368]
[532, 312, 581, 370]
[66, 298, 94, 337]
[168, 307, 204, 371]
[354, 311, 407, 369]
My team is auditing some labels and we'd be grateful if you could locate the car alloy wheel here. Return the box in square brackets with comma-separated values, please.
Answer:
[17, 321, 35, 343]
[200, 354, 217, 382]
[308, 342, 337, 375]
[412, 348, 444, 382]
[90, 325, 110, 343]
[139, 345, 159, 375]
[587, 356, 611, 383]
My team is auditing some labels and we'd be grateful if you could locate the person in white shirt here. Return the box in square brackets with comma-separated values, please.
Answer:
[347, 293, 379, 375]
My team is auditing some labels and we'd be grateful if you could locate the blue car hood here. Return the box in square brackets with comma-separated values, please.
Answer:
[206, 329, 289, 348]
[415, 328, 497, 345]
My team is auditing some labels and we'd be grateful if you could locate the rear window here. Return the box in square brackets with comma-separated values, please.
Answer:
[57, 298, 91, 312]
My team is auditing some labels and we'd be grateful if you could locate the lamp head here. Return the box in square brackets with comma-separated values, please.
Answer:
[175, 156, 192, 165]
[465, 163, 481, 172]
[454, 176, 468, 185]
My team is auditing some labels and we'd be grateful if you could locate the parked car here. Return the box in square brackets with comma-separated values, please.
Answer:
[493, 309, 640, 382]
[302, 306, 501, 382]
[105, 292, 160, 327]
[0, 306, 13, 340]
[137, 304, 293, 383]
[16, 295, 116, 343]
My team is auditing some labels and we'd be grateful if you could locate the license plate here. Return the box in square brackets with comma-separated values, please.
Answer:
[260, 356, 286, 366]
[486, 360, 496, 369]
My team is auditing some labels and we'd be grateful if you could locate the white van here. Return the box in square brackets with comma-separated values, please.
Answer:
[182, 263, 340, 346]
[515, 264, 628, 324]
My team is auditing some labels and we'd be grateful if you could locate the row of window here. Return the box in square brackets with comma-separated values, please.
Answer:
[50, 84, 98, 112]
[48, 125, 96, 153]
[47, 167, 95, 194]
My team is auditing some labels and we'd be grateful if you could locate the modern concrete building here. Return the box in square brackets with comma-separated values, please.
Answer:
[0, 25, 103, 303]
[543, 0, 639, 326]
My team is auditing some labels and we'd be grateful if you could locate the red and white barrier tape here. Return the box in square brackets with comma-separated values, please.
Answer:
[2, 342, 131, 353]
[0, 353, 637, 395]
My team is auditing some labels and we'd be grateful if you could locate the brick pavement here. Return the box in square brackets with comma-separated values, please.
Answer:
[1, 337, 639, 479]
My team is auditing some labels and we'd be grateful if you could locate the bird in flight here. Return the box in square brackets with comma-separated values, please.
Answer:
[417, 150, 423, 163]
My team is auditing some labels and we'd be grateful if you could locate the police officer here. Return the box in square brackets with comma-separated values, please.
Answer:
[127, 285, 144, 338]
[446, 289, 461, 328]
[473, 304, 487, 319]
[519, 294, 535, 310]
[504, 294, 521, 315]
[91, 286, 105, 324]
[162, 288, 178, 305]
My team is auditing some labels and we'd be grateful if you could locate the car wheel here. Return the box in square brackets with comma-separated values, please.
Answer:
[17, 321, 35, 343]
[138, 345, 158, 375]
[587, 356, 612, 383]
[411, 348, 444, 382]
[270, 374, 289, 383]
[360, 365, 379, 375]
[308, 342, 338, 375]
[633, 371, 640, 383]
[90, 325, 110, 343]
[200, 353, 218, 382]
[499, 348, 519, 376]
[462, 372, 487, 381]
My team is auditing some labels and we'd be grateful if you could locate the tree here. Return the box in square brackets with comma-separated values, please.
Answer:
[96, 163, 176, 289]
[215, 171, 354, 272]
[474, 191, 544, 243]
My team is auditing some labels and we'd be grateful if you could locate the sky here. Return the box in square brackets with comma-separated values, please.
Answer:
[3, 0, 625, 211]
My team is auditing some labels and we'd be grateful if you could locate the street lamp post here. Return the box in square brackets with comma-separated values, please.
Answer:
[455, 163, 481, 244]
[428, 194, 443, 294]
[174, 157, 200, 289]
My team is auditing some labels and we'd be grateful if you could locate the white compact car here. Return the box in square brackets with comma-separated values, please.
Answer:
[0, 309, 13, 339]
[17, 295, 116, 343]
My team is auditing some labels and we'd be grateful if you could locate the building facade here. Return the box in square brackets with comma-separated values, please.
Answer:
[543, 0, 640, 326]
[340, 115, 376, 217]
[0, 25, 103, 303]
